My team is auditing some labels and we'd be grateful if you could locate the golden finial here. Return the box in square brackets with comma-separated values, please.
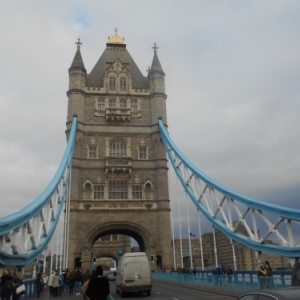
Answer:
[107, 28, 126, 45]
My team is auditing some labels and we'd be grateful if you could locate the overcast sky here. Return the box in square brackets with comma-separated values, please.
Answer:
[1, 1, 300, 242]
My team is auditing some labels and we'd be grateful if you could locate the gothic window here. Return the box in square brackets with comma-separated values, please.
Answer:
[98, 99, 105, 111]
[139, 147, 147, 159]
[109, 180, 128, 199]
[120, 77, 126, 91]
[109, 77, 116, 90]
[112, 234, 118, 241]
[109, 99, 116, 109]
[89, 147, 97, 159]
[94, 185, 104, 199]
[132, 185, 143, 199]
[120, 99, 127, 109]
[109, 140, 127, 158]
[131, 99, 138, 111]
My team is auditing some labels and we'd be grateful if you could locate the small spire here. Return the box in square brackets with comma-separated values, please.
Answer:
[149, 43, 165, 76]
[69, 38, 86, 72]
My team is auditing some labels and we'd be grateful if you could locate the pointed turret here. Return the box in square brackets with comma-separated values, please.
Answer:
[148, 43, 165, 77]
[69, 38, 86, 72]
[67, 38, 86, 124]
[148, 43, 167, 125]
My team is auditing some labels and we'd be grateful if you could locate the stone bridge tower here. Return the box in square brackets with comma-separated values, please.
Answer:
[66, 29, 172, 271]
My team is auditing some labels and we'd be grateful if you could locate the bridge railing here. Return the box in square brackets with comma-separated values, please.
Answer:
[152, 270, 292, 294]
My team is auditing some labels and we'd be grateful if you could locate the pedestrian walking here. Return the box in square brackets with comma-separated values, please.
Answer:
[86, 266, 110, 300]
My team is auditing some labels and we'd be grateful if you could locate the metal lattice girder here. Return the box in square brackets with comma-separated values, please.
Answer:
[158, 119, 300, 258]
[0, 117, 77, 267]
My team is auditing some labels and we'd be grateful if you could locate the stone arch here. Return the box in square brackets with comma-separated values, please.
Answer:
[80, 222, 152, 270]
[83, 221, 150, 251]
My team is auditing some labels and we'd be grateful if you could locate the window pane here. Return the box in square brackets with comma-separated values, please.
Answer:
[89, 147, 96, 159]
[120, 99, 126, 109]
[101, 236, 110, 241]
[131, 99, 137, 111]
[132, 185, 142, 199]
[98, 99, 105, 111]
[120, 77, 126, 90]
[109, 77, 116, 90]
[109, 140, 127, 158]
[94, 185, 104, 199]
[109, 99, 116, 109]
[139, 147, 146, 159]
[109, 181, 128, 199]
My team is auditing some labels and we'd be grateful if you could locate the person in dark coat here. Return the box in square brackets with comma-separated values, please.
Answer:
[36, 273, 44, 298]
[86, 266, 110, 300]
[0, 269, 14, 300]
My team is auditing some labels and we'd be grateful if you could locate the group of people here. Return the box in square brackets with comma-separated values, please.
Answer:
[34, 266, 110, 300]
[0, 270, 24, 300]
[36, 268, 88, 297]
[257, 261, 273, 289]
[212, 265, 234, 286]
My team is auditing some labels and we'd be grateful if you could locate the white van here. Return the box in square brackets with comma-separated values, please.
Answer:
[116, 252, 152, 297]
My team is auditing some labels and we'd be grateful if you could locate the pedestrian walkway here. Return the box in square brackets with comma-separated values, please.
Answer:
[24, 287, 114, 300]
[27, 290, 81, 300]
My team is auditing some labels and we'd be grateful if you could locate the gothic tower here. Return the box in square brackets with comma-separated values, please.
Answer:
[66, 30, 172, 271]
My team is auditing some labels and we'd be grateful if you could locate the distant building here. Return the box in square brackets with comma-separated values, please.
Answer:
[173, 224, 291, 270]
[173, 233, 215, 269]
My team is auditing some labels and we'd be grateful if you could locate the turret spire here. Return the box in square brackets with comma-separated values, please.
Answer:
[149, 43, 165, 76]
[70, 38, 86, 72]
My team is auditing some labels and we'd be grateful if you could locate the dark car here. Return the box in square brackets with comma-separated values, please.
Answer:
[237, 287, 300, 300]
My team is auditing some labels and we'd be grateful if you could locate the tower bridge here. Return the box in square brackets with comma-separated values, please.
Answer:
[0, 30, 300, 272]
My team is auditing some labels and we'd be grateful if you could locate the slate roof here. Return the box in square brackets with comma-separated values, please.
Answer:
[86, 45, 149, 89]
[70, 48, 86, 72]
[149, 49, 165, 77]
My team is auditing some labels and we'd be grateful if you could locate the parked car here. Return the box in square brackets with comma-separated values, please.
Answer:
[237, 287, 300, 300]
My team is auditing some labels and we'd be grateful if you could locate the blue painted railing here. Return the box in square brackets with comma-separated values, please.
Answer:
[152, 270, 292, 294]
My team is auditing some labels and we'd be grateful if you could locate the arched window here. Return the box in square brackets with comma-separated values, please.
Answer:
[120, 77, 126, 90]
[109, 77, 116, 90]
[109, 140, 127, 158]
